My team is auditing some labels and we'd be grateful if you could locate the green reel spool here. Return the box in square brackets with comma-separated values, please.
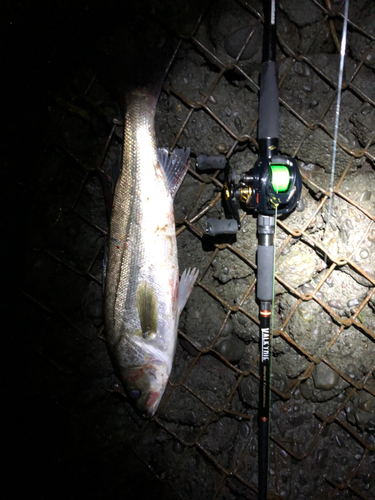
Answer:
[271, 165, 290, 193]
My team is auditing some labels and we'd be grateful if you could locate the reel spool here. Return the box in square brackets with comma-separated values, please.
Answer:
[271, 164, 290, 192]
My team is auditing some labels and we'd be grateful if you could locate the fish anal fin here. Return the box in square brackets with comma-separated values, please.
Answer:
[178, 268, 199, 316]
[136, 282, 158, 337]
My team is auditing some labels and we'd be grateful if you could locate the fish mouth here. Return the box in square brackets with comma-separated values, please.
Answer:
[145, 390, 161, 416]
[122, 362, 167, 416]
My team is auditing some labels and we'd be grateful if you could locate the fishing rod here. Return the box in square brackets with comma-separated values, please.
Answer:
[204, 1, 302, 498]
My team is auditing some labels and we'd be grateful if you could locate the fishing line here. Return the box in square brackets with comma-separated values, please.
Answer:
[325, 0, 349, 251]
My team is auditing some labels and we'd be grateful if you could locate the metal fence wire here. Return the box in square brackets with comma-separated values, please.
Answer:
[15, 0, 375, 499]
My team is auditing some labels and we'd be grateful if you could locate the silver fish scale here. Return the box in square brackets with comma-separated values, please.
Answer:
[105, 91, 179, 372]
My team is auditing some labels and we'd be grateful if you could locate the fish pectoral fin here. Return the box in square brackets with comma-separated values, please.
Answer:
[157, 147, 190, 199]
[136, 282, 158, 338]
[178, 268, 199, 316]
[134, 329, 143, 338]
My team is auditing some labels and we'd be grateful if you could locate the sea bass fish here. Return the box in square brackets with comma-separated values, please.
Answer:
[104, 87, 198, 416]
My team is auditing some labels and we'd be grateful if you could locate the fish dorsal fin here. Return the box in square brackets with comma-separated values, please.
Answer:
[157, 148, 190, 199]
[178, 268, 199, 316]
[136, 282, 158, 337]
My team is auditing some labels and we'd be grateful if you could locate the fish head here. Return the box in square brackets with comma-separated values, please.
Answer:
[122, 357, 169, 416]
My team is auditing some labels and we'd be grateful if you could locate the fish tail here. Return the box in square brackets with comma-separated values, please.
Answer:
[98, 21, 177, 113]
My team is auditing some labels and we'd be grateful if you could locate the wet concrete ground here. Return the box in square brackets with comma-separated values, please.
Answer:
[4, 0, 375, 499]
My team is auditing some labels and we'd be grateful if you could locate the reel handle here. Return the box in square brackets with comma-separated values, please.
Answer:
[205, 218, 238, 237]
[196, 154, 226, 172]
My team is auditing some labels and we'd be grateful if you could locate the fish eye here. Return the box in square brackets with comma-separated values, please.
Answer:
[129, 389, 141, 400]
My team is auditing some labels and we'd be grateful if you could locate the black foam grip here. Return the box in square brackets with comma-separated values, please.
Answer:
[258, 61, 279, 140]
[257, 245, 274, 301]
